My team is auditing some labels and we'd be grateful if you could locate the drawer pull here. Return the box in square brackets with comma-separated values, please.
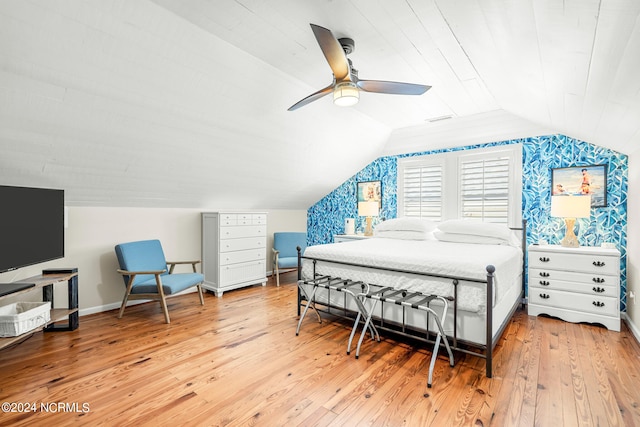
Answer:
[539, 280, 550, 286]
[539, 272, 550, 277]
[539, 257, 550, 262]
[592, 287, 605, 293]
[592, 301, 605, 308]
[592, 277, 605, 283]
[592, 261, 606, 267]
[539, 293, 550, 299]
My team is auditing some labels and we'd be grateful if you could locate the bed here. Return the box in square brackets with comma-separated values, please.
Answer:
[296, 217, 526, 378]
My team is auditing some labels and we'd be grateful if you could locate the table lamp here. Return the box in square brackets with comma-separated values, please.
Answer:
[358, 201, 379, 236]
[550, 195, 591, 247]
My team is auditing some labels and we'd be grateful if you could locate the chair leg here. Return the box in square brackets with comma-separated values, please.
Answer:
[118, 292, 130, 319]
[197, 284, 205, 305]
[154, 274, 170, 324]
[276, 264, 280, 287]
[159, 296, 170, 324]
[118, 277, 136, 319]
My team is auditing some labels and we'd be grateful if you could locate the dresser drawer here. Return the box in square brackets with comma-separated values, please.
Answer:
[529, 289, 617, 317]
[220, 225, 266, 239]
[528, 276, 618, 298]
[219, 213, 237, 224]
[232, 215, 266, 226]
[220, 237, 266, 253]
[220, 248, 266, 265]
[220, 260, 266, 286]
[529, 268, 618, 288]
[252, 214, 267, 225]
[219, 249, 266, 266]
[528, 250, 618, 275]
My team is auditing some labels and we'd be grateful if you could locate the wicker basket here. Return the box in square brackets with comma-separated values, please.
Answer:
[0, 302, 51, 337]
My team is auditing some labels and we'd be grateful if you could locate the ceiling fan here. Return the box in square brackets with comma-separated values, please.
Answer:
[288, 23, 431, 111]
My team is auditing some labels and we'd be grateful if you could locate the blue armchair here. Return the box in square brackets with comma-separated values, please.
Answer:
[272, 232, 307, 286]
[115, 239, 204, 323]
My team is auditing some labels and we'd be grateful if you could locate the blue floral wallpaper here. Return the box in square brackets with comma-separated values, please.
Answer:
[307, 134, 628, 311]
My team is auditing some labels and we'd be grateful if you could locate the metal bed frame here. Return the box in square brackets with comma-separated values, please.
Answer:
[296, 274, 456, 387]
[295, 222, 526, 379]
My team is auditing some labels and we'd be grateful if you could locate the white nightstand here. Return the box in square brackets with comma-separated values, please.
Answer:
[333, 234, 372, 243]
[527, 244, 621, 331]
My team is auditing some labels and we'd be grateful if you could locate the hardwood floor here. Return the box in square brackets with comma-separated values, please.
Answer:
[1, 271, 639, 426]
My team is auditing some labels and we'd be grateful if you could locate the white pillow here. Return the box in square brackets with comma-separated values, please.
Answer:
[374, 230, 435, 240]
[434, 230, 508, 245]
[434, 230, 522, 247]
[437, 219, 512, 241]
[375, 217, 438, 233]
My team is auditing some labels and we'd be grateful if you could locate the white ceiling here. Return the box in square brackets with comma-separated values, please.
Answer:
[0, 0, 638, 209]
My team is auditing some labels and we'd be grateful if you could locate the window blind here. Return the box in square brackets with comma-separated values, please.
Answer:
[459, 157, 510, 223]
[401, 164, 443, 221]
[397, 145, 521, 225]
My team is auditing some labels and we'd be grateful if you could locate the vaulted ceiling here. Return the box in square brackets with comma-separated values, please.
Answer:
[1, 1, 638, 209]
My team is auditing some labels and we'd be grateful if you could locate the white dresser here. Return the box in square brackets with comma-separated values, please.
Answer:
[528, 244, 620, 331]
[202, 212, 267, 297]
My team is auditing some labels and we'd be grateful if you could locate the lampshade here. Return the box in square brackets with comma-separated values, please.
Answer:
[550, 195, 591, 218]
[333, 82, 359, 107]
[358, 201, 379, 217]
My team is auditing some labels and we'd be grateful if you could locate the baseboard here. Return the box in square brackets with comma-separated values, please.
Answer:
[80, 299, 148, 317]
[268, 269, 297, 277]
[622, 313, 640, 345]
[79, 287, 200, 317]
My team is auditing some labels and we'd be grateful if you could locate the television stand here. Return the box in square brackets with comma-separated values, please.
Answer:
[0, 270, 79, 350]
[0, 282, 35, 297]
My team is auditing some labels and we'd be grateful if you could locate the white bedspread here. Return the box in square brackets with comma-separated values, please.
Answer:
[301, 237, 523, 313]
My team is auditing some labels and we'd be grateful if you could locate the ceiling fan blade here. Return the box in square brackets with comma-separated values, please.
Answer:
[310, 24, 350, 81]
[287, 84, 334, 111]
[357, 79, 431, 95]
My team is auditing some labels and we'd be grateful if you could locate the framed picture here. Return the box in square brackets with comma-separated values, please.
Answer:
[357, 180, 381, 207]
[551, 164, 607, 207]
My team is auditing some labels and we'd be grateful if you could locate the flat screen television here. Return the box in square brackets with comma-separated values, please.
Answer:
[0, 185, 65, 274]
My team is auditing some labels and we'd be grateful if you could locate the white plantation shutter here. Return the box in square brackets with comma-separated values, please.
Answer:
[402, 164, 443, 221]
[398, 145, 521, 226]
[459, 156, 510, 223]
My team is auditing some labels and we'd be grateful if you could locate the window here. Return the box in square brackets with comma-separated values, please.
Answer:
[400, 162, 444, 222]
[398, 145, 522, 225]
[459, 153, 511, 223]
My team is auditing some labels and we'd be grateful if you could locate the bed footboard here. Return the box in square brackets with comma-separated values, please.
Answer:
[294, 221, 526, 379]
[296, 250, 508, 378]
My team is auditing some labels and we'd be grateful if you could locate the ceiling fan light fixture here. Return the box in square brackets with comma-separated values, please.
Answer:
[333, 82, 359, 107]
[287, 24, 429, 111]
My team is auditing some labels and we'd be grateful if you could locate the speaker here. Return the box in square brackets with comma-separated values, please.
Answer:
[345, 218, 355, 235]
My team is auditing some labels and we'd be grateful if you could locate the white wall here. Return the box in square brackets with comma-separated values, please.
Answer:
[626, 151, 639, 339]
[0, 207, 307, 315]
